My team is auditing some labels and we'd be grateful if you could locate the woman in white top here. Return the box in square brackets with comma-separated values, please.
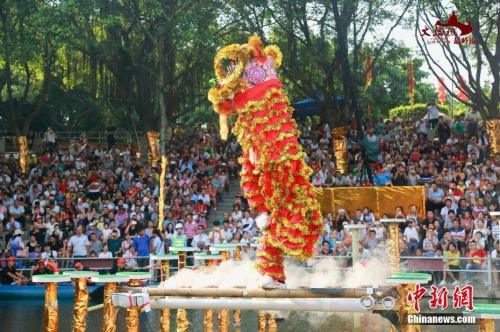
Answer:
[231, 205, 243, 222]
[98, 244, 113, 258]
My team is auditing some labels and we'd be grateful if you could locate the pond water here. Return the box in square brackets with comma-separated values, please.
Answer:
[0, 298, 498, 332]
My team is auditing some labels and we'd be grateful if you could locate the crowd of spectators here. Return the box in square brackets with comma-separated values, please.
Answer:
[303, 105, 499, 286]
[0, 104, 499, 287]
[0, 123, 248, 283]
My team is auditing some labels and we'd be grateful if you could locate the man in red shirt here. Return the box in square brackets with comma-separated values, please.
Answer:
[464, 240, 486, 283]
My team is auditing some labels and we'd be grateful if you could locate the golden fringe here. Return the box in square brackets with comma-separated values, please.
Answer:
[264, 45, 283, 69]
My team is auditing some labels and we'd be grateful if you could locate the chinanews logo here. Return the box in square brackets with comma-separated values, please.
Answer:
[420, 11, 476, 45]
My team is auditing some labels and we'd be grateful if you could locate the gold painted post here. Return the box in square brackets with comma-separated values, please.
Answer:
[126, 307, 141, 332]
[258, 312, 267, 332]
[33, 275, 71, 332]
[380, 219, 407, 331]
[73, 278, 90, 332]
[91, 275, 131, 332]
[218, 250, 231, 332]
[478, 318, 495, 332]
[44, 282, 59, 332]
[158, 155, 168, 231]
[168, 248, 196, 332]
[379, 219, 405, 274]
[63, 271, 98, 332]
[155, 255, 177, 332]
[103, 283, 118, 332]
[18, 136, 29, 174]
[115, 272, 151, 332]
[195, 253, 223, 332]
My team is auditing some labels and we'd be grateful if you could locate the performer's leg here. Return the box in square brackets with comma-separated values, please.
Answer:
[256, 235, 285, 285]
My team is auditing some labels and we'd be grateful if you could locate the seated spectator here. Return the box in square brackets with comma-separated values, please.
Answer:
[441, 242, 461, 286]
[191, 226, 209, 252]
[403, 220, 420, 251]
[208, 221, 225, 245]
[464, 240, 487, 283]
[1, 257, 28, 285]
[319, 241, 333, 256]
[422, 229, 438, 257]
[32, 259, 59, 275]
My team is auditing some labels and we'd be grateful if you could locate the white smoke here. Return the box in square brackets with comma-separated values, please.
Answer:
[161, 256, 391, 289]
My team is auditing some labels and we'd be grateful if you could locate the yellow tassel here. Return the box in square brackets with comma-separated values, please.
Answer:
[220, 114, 229, 140]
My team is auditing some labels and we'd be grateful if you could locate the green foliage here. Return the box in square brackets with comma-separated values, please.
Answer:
[3, 0, 490, 134]
[388, 103, 451, 121]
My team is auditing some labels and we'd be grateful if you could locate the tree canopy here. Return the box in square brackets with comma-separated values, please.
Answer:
[1, 0, 494, 135]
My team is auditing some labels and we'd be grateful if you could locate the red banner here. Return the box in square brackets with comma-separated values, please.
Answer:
[365, 51, 372, 90]
[438, 77, 446, 104]
[408, 61, 414, 105]
[457, 75, 468, 102]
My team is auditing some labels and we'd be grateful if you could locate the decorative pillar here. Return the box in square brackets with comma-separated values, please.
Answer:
[168, 248, 196, 332]
[218, 249, 231, 332]
[332, 127, 349, 174]
[380, 219, 406, 273]
[267, 312, 278, 332]
[478, 319, 495, 332]
[126, 307, 141, 332]
[33, 274, 71, 332]
[158, 155, 168, 231]
[90, 275, 130, 332]
[258, 312, 267, 332]
[63, 271, 98, 332]
[343, 224, 365, 265]
[386, 274, 432, 332]
[176, 309, 189, 332]
[115, 272, 152, 332]
[485, 120, 499, 155]
[18, 136, 29, 174]
[146, 131, 160, 168]
[151, 255, 178, 332]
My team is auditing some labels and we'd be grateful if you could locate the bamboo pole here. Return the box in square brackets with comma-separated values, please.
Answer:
[135, 287, 396, 299]
[140, 298, 390, 312]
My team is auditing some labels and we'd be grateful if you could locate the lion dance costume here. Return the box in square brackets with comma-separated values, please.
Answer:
[208, 36, 323, 285]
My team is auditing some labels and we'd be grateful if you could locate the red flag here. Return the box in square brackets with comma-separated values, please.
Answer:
[408, 61, 414, 105]
[457, 76, 468, 102]
[438, 77, 446, 104]
[365, 51, 372, 90]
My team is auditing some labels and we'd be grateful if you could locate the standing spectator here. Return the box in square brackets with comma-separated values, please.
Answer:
[68, 225, 90, 258]
[44, 127, 57, 156]
[105, 121, 116, 151]
[427, 100, 440, 129]
[464, 108, 481, 137]
[183, 214, 198, 246]
[427, 183, 445, 213]
[132, 228, 150, 267]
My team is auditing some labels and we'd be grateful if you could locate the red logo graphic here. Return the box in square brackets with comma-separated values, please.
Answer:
[452, 285, 474, 311]
[435, 11, 473, 36]
[420, 11, 476, 45]
[429, 285, 449, 310]
[407, 284, 427, 313]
